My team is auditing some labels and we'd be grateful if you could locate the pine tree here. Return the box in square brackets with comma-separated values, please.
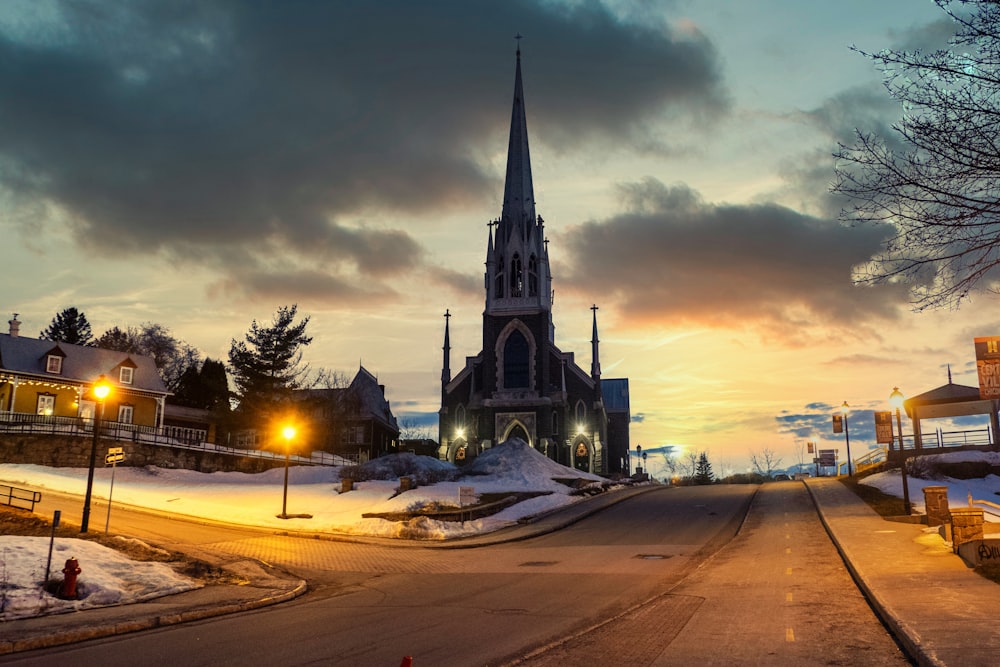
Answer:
[39, 307, 94, 346]
[228, 305, 312, 419]
[94, 323, 199, 390]
[694, 452, 715, 485]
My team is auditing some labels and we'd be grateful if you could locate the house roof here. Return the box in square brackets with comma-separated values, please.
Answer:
[0, 333, 168, 395]
[294, 366, 398, 431]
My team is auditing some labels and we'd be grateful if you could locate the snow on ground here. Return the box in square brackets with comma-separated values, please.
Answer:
[0, 439, 609, 620]
[861, 450, 1000, 521]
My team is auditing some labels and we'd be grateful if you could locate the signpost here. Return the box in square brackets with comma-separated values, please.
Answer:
[874, 411, 894, 445]
[104, 447, 123, 534]
[818, 449, 837, 475]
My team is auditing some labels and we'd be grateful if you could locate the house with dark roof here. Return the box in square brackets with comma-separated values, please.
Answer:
[0, 314, 169, 428]
[292, 366, 399, 462]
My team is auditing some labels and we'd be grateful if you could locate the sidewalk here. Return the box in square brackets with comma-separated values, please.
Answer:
[806, 477, 1000, 667]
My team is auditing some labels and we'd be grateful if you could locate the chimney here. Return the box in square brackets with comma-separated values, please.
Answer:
[8, 313, 20, 337]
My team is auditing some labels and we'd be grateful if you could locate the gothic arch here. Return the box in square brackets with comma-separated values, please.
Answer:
[502, 419, 532, 448]
[495, 319, 537, 392]
[572, 435, 592, 472]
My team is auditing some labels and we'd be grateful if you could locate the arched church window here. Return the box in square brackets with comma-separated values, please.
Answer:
[456, 404, 466, 427]
[575, 400, 586, 423]
[510, 254, 523, 297]
[503, 330, 530, 388]
[496, 255, 505, 298]
[528, 255, 539, 296]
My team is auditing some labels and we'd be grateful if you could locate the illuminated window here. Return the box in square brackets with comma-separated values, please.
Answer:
[36, 394, 55, 415]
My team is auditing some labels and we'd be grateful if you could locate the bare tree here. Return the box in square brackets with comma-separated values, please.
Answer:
[833, 1, 1000, 310]
[750, 447, 783, 478]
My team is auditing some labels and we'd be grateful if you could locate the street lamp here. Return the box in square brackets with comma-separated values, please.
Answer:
[636, 444, 642, 475]
[279, 424, 296, 519]
[81, 375, 111, 534]
[889, 387, 912, 514]
[841, 401, 853, 477]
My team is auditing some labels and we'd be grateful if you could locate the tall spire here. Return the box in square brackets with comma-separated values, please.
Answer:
[499, 40, 535, 241]
[591, 304, 601, 380]
[441, 310, 452, 386]
[484, 41, 552, 316]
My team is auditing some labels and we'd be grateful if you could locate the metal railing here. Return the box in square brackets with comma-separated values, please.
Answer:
[896, 427, 993, 450]
[0, 412, 339, 466]
[1, 483, 42, 511]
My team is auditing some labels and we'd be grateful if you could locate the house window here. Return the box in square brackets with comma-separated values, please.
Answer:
[118, 405, 134, 424]
[46, 356, 63, 374]
[36, 394, 55, 416]
[120, 367, 134, 385]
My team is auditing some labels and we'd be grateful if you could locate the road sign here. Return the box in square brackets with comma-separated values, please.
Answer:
[105, 451, 124, 465]
[818, 449, 837, 467]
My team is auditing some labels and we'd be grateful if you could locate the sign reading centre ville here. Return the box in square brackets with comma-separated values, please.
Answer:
[975, 336, 1000, 399]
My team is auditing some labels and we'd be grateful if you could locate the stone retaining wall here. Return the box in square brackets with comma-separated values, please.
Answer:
[0, 434, 285, 474]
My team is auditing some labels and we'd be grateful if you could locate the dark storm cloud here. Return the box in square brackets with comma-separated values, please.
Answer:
[558, 178, 908, 339]
[0, 0, 726, 303]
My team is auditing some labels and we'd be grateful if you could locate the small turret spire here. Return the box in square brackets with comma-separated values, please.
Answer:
[591, 304, 601, 380]
[442, 310, 452, 386]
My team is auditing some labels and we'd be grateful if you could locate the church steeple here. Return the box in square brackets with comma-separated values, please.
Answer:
[485, 42, 552, 317]
[441, 309, 452, 387]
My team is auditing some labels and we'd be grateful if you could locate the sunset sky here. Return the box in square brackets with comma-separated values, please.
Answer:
[1, 0, 991, 477]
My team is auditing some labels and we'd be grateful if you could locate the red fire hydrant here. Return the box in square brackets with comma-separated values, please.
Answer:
[59, 557, 81, 600]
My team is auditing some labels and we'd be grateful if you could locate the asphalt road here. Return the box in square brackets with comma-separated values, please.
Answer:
[4, 484, 756, 666]
[517, 482, 912, 666]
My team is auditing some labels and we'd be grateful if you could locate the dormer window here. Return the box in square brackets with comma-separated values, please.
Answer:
[120, 366, 134, 385]
[46, 355, 63, 374]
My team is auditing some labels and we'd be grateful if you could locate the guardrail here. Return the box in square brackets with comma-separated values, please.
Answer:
[1, 483, 42, 511]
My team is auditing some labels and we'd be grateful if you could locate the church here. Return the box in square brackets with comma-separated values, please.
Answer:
[438, 47, 631, 475]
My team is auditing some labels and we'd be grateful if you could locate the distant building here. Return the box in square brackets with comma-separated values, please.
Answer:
[0, 314, 169, 428]
[293, 366, 399, 462]
[438, 49, 630, 474]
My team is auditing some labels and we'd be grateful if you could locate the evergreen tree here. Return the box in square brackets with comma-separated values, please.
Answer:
[171, 357, 230, 411]
[39, 307, 94, 346]
[694, 452, 715, 485]
[94, 326, 134, 352]
[228, 305, 312, 419]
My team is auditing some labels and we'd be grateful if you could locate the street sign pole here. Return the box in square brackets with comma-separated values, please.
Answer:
[104, 447, 124, 534]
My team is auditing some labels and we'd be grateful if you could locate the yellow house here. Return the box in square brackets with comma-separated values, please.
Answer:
[0, 316, 169, 427]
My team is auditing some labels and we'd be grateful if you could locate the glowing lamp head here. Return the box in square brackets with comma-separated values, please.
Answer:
[93, 375, 111, 401]
[889, 387, 905, 410]
[840, 401, 849, 416]
[455, 427, 465, 440]
[282, 425, 296, 442]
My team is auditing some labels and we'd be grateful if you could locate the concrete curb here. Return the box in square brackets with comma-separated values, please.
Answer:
[803, 479, 939, 667]
[0, 578, 308, 656]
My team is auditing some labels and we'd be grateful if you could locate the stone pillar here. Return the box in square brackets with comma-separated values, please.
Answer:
[923, 486, 951, 527]
[340, 478, 354, 493]
[950, 507, 984, 552]
[399, 476, 413, 492]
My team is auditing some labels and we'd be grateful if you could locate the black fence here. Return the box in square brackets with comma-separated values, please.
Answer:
[0, 412, 339, 467]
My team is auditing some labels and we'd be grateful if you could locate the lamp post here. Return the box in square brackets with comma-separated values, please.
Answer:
[889, 387, 912, 514]
[81, 375, 111, 534]
[841, 401, 853, 477]
[279, 424, 296, 519]
[636, 444, 642, 475]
